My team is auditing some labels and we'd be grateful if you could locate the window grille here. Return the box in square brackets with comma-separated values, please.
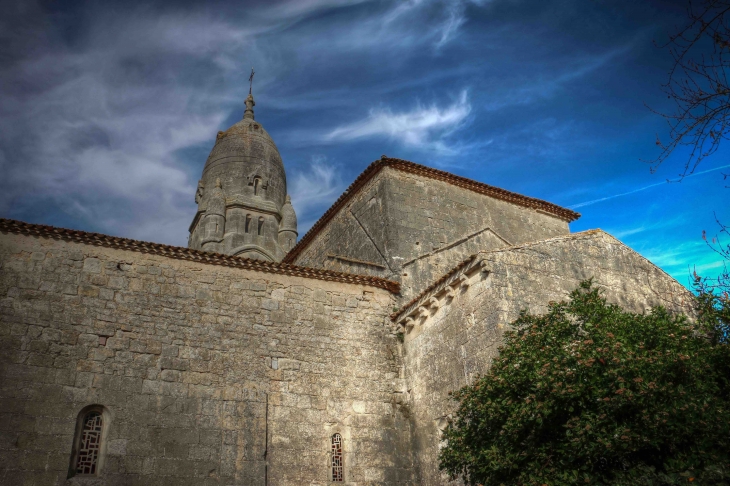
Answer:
[76, 411, 103, 475]
[331, 433, 343, 482]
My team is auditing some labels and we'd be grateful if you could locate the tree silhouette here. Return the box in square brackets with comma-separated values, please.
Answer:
[650, 0, 730, 183]
[651, 0, 730, 292]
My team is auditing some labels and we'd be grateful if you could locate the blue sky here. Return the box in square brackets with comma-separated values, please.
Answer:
[0, 0, 727, 287]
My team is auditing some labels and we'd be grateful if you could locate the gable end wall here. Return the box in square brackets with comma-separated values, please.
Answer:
[398, 232, 693, 484]
[291, 167, 571, 301]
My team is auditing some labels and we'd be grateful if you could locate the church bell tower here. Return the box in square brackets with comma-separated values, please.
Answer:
[188, 83, 297, 261]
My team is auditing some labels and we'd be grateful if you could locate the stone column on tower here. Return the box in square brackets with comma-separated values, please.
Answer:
[278, 195, 298, 252]
[200, 178, 226, 253]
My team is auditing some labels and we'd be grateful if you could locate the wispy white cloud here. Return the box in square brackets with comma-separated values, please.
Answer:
[605, 215, 686, 240]
[324, 90, 471, 153]
[484, 43, 635, 113]
[270, 0, 376, 18]
[0, 8, 246, 244]
[568, 164, 730, 210]
[640, 238, 721, 285]
[289, 157, 346, 234]
[384, 0, 486, 49]
[436, 1, 467, 48]
[0, 0, 492, 245]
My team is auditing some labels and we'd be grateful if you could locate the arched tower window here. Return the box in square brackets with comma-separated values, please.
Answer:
[69, 405, 109, 478]
[331, 433, 343, 482]
[253, 177, 261, 196]
[245, 214, 251, 233]
[258, 216, 264, 236]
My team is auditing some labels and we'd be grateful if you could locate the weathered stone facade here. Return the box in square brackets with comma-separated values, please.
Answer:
[0, 228, 413, 485]
[286, 160, 576, 301]
[391, 230, 692, 484]
[0, 102, 694, 485]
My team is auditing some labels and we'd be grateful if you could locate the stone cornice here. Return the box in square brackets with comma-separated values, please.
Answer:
[283, 156, 581, 264]
[391, 255, 483, 326]
[0, 218, 400, 293]
[225, 196, 279, 215]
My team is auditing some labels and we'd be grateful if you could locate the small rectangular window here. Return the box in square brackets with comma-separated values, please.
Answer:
[331, 433, 343, 482]
[70, 406, 108, 478]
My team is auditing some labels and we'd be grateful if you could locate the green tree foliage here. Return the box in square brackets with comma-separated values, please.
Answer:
[440, 281, 730, 485]
[695, 272, 730, 343]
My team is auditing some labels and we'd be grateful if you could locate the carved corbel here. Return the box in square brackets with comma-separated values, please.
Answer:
[452, 274, 469, 290]
[428, 296, 440, 310]
[195, 180, 205, 204]
[444, 287, 455, 301]
[417, 306, 429, 319]
[404, 317, 415, 332]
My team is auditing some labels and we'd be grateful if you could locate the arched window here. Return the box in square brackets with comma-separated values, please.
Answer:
[69, 405, 109, 478]
[257, 216, 264, 236]
[253, 177, 261, 196]
[331, 433, 343, 482]
[245, 214, 251, 233]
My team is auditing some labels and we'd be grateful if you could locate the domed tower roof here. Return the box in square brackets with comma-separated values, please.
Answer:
[201, 93, 287, 213]
[188, 87, 297, 262]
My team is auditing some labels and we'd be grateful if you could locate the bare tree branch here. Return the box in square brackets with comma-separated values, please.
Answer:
[646, 0, 730, 184]
[701, 213, 730, 291]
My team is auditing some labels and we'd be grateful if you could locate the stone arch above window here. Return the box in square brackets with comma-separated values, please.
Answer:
[68, 405, 110, 478]
[331, 433, 343, 482]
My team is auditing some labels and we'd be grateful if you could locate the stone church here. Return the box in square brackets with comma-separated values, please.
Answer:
[0, 93, 691, 485]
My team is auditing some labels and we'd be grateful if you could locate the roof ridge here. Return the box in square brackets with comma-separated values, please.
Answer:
[282, 156, 581, 264]
[0, 218, 400, 293]
[473, 229, 606, 256]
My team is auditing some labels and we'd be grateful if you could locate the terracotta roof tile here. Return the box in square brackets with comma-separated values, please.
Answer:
[0, 218, 400, 293]
[283, 156, 580, 264]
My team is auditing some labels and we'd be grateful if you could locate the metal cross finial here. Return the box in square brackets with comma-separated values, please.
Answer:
[249, 67, 255, 95]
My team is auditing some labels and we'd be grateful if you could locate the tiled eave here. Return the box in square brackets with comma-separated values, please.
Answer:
[0, 218, 400, 293]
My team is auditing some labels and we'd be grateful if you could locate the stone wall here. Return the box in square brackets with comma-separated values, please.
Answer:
[291, 171, 393, 281]
[395, 231, 694, 485]
[0, 223, 695, 486]
[292, 167, 571, 301]
[0, 231, 415, 485]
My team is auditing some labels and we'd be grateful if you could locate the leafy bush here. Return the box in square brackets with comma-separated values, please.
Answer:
[439, 281, 730, 485]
